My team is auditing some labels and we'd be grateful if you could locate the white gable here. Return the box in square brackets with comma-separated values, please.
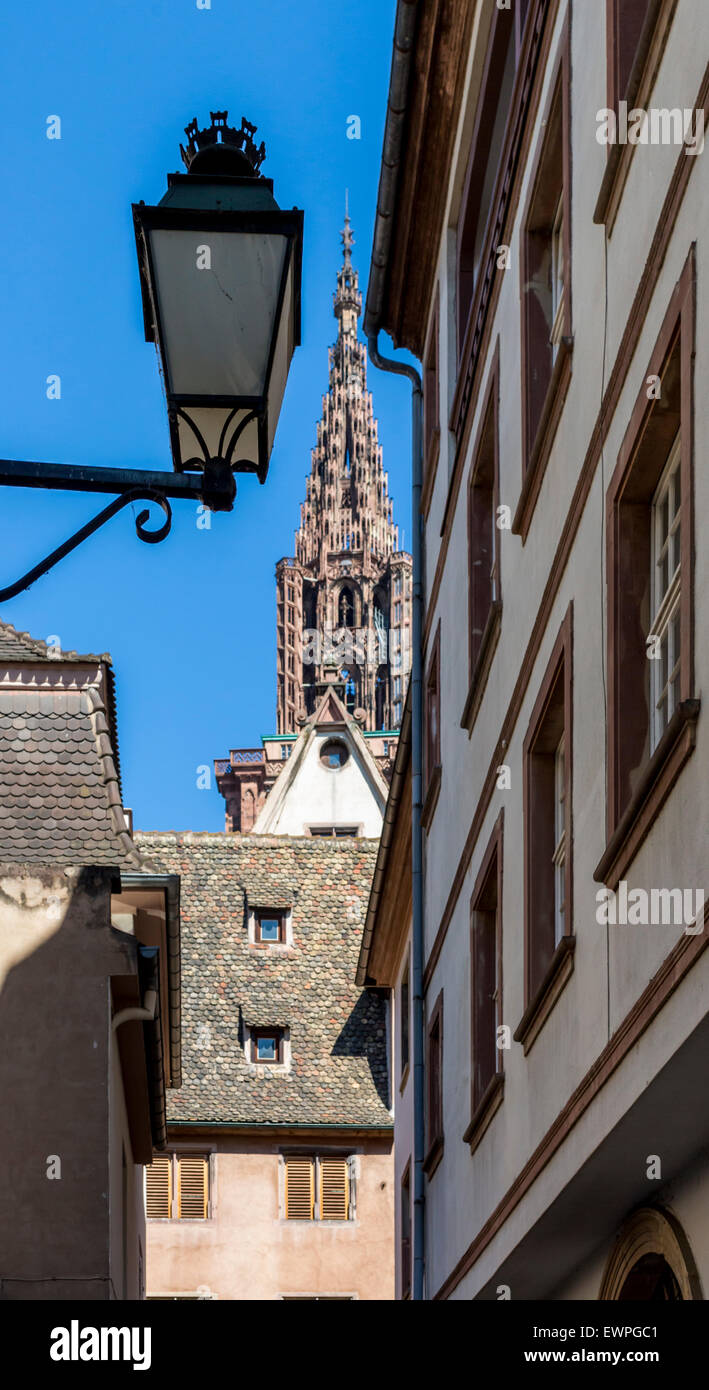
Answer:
[253, 691, 387, 837]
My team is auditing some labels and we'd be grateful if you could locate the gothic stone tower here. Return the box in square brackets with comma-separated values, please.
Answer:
[276, 215, 412, 736]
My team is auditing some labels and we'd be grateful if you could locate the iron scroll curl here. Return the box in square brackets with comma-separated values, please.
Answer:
[0, 490, 173, 603]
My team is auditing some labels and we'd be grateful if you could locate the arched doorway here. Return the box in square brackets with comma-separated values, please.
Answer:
[599, 1207, 701, 1301]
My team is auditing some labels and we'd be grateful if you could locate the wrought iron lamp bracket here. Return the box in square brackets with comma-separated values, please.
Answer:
[0, 457, 236, 603]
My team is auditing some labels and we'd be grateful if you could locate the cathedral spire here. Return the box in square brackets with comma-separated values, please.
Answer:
[334, 199, 362, 339]
[341, 190, 354, 264]
[273, 211, 412, 737]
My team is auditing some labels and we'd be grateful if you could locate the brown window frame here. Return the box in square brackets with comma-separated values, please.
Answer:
[515, 14, 572, 543]
[595, 0, 675, 228]
[456, 1, 534, 357]
[400, 1161, 412, 1300]
[464, 812, 504, 1153]
[255, 909, 286, 944]
[515, 605, 574, 1055]
[421, 287, 440, 519]
[450, 1, 552, 472]
[606, 0, 652, 113]
[422, 624, 442, 830]
[423, 991, 444, 1178]
[252, 1027, 285, 1064]
[595, 248, 697, 891]
[462, 343, 502, 734]
[400, 955, 410, 1086]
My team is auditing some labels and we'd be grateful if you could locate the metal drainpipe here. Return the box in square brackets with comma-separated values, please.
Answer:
[368, 331, 424, 1301]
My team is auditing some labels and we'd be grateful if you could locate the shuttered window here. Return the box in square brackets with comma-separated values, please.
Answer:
[145, 1153, 209, 1220]
[284, 1156, 352, 1221]
[320, 1159, 349, 1221]
[145, 1154, 172, 1219]
[177, 1156, 209, 1219]
[285, 1157, 315, 1220]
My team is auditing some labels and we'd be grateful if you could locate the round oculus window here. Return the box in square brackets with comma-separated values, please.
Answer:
[320, 738, 349, 770]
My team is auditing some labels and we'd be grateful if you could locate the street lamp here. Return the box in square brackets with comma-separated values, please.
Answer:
[133, 111, 303, 499]
[0, 111, 303, 601]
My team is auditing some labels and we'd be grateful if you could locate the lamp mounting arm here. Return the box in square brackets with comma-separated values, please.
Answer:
[0, 456, 236, 603]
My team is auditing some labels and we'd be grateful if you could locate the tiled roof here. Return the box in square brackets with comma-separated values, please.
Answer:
[0, 620, 110, 664]
[0, 622, 139, 865]
[135, 832, 391, 1128]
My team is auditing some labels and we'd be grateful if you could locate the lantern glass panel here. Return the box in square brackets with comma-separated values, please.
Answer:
[266, 256, 295, 455]
[149, 228, 289, 397]
[175, 405, 260, 470]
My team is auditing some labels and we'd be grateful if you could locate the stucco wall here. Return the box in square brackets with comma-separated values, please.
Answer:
[147, 1136, 394, 1300]
[0, 864, 143, 1299]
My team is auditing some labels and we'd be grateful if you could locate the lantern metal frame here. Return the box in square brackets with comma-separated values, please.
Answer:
[132, 191, 303, 485]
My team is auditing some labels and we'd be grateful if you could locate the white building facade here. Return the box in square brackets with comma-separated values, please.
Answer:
[365, 0, 709, 1300]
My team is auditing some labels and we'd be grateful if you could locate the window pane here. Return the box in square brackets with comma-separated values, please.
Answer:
[658, 542, 668, 599]
[672, 608, 681, 665]
[259, 918, 280, 941]
[257, 1036, 277, 1061]
[660, 490, 669, 542]
[660, 630, 669, 693]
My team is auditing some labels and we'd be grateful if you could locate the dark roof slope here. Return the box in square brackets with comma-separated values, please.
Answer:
[0, 687, 140, 866]
[135, 832, 391, 1128]
[0, 620, 138, 866]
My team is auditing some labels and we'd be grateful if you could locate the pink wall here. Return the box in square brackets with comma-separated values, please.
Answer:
[147, 1135, 394, 1300]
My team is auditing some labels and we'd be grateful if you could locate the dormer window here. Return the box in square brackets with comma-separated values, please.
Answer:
[252, 1028, 285, 1064]
[249, 905, 292, 948]
[255, 911, 286, 944]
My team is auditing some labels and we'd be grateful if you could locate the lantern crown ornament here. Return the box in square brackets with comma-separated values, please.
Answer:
[179, 111, 267, 178]
[132, 111, 303, 503]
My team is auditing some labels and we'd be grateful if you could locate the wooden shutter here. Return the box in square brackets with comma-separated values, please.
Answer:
[319, 1158, 349, 1221]
[177, 1156, 208, 1219]
[285, 1157, 314, 1219]
[145, 1154, 172, 1218]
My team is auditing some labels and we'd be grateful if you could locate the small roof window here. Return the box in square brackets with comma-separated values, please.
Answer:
[320, 738, 349, 769]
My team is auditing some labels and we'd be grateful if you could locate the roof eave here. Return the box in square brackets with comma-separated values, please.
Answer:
[364, 0, 420, 344]
[356, 683, 412, 985]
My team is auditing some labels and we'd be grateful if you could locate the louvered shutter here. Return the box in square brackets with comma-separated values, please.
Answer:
[319, 1158, 349, 1221]
[145, 1154, 172, 1218]
[285, 1157, 314, 1219]
[177, 1156, 209, 1219]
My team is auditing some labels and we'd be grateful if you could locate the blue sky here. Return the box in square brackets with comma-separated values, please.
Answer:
[0, 0, 412, 831]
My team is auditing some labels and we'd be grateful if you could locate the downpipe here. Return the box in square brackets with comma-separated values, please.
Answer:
[112, 989, 157, 1032]
[368, 332, 425, 1301]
